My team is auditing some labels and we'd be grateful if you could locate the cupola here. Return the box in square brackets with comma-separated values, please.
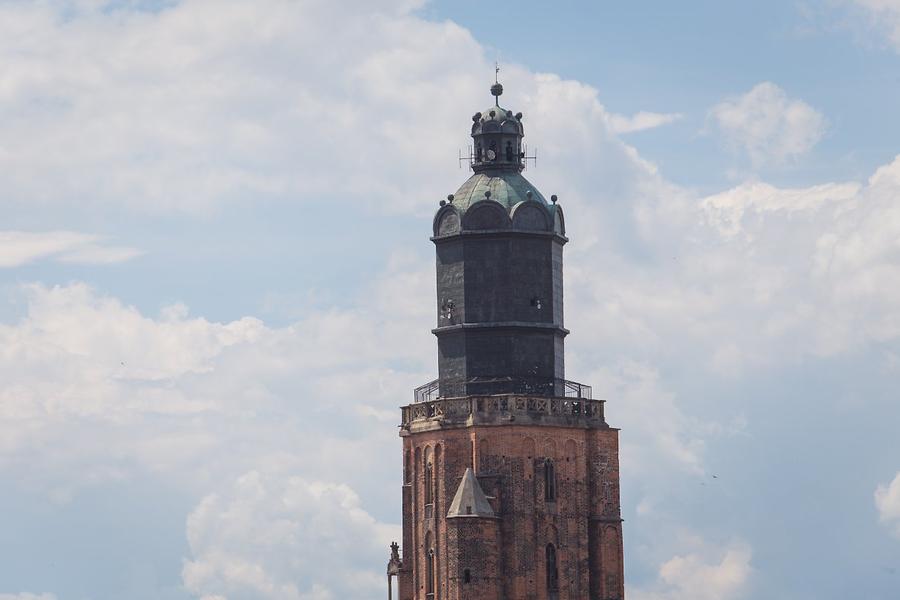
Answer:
[470, 82, 525, 173]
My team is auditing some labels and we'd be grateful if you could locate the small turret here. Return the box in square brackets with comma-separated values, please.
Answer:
[470, 82, 525, 173]
[445, 469, 501, 600]
[447, 468, 495, 518]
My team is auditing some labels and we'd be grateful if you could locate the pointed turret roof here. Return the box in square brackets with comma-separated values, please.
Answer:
[446, 468, 496, 518]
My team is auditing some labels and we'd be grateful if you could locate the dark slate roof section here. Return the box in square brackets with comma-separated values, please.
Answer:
[447, 468, 496, 518]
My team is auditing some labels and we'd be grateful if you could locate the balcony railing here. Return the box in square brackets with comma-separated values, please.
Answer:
[413, 376, 592, 403]
[401, 394, 606, 428]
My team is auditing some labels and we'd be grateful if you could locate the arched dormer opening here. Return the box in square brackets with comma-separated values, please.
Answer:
[511, 200, 551, 231]
[462, 199, 510, 231]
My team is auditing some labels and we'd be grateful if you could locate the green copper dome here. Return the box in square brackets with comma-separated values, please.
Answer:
[451, 171, 548, 213]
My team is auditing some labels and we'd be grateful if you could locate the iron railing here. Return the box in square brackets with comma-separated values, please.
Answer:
[413, 376, 592, 403]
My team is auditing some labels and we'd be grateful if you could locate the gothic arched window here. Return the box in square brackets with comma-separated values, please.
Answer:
[426, 538, 436, 598]
[546, 543, 559, 593]
[505, 140, 513, 161]
[404, 449, 411, 485]
[544, 459, 556, 502]
[424, 461, 433, 506]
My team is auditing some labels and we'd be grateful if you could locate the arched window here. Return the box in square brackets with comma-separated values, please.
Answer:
[463, 568, 471, 584]
[476, 144, 482, 161]
[544, 459, 556, 502]
[546, 543, 559, 593]
[426, 545, 436, 597]
[424, 461, 433, 505]
[404, 449, 411, 485]
[505, 140, 513, 161]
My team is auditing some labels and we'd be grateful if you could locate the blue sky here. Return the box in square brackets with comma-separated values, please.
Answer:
[426, 0, 900, 194]
[1, 1, 899, 599]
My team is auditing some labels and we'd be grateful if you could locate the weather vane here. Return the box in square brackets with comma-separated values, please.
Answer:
[491, 61, 503, 106]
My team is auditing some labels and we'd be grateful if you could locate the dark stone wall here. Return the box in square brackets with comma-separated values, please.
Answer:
[436, 239, 465, 323]
[434, 231, 566, 394]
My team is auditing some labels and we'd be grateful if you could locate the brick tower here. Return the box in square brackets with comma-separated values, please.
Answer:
[393, 81, 625, 600]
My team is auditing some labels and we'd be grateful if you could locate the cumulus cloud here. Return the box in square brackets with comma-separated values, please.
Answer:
[609, 111, 683, 134]
[707, 82, 826, 165]
[183, 468, 396, 600]
[568, 154, 900, 381]
[0, 0, 480, 215]
[0, 231, 141, 267]
[875, 472, 900, 537]
[0, 253, 432, 492]
[0, 0, 672, 223]
[631, 541, 752, 600]
[0, 260, 432, 595]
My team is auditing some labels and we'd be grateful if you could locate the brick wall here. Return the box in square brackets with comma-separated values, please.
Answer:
[398, 421, 624, 600]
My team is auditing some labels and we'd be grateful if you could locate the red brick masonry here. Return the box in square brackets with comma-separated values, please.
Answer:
[398, 402, 624, 600]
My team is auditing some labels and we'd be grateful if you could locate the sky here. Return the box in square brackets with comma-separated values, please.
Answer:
[1, 0, 899, 599]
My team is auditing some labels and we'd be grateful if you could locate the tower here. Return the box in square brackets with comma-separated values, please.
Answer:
[394, 82, 625, 600]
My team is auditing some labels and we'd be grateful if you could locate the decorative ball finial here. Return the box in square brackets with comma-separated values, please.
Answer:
[440, 199, 446, 207]
[551, 195, 558, 204]
[447, 194, 454, 204]
[484, 190, 492, 199]
[491, 63, 503, 106]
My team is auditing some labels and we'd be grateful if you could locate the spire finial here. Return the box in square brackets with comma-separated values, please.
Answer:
[490, 62, 503, 106]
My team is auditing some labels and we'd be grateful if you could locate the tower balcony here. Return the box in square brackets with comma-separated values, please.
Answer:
[401, 377, 606, 432]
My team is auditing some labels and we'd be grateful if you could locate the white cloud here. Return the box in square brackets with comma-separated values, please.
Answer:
[0, 0, 481, 215]
[0, 263, 432, 495]
[183, 468, 396, 600]
[0, 264, 432, 595]
[631, 540, 752, 600]
[609, 111, 683, 134]
[847, 0, 900, 49]
[707, 82, 826, 165]
[700, 181, 861, 238]
[568, 154, 900, 380]
[0, 0, 669, 221]
[0, 231, 141, 267]
[875, 472, 900, 537]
